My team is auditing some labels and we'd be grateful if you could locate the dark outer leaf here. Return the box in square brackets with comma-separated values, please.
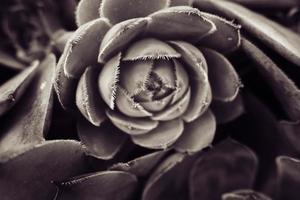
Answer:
[202, 48, 241, 102]
[109, 150, 168, 177]
[226, 0, 300, 9]
[211, 94, 244, 124]
[55, 171, 138, 200]
[193, 0, 300, 66]
[0, 61, 39, 117]
[189, 139, 258, 200]
[231, 93, 298, 197]
[0, 140, 90, 200]
[241, 38, 300, 121]
[142, 152, 190, 200]
[0, 54, 55, 162]
[276, 156, 300, 200]
[77, 117, 128, 160]
[279, 120, 300, 154]
[222, 189, 272, 200]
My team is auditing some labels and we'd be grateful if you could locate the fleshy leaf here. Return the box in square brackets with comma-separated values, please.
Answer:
[116, 87, 152, 117]
[153, 60, 177, 88]
[54, 54, 78, 110]
[174, 110, 216, 153]
[100, 0, 169, 24]
[0, 61, 39, 117]
[0, 140, 89, 200]
[152, 88, 191, 121]
[242, 38, 300, 121]
[55, 171, 137, 200]
[193, 0, 300, 66]
[76, 0, 102, 26]
[198, 12, 241, 53]
[190, 139, 258, 200]
[119, 60, 153, 96]
[170, 41, 212, 122]
[0, 55, 56, 161]
[142, 152, 186, 200]
[62, 18, 110, 78]
[168, 41, 208, 73]
[131, 118, 184, 149]
[169, 0, 192, 6]
[77, 117, 128, 160]
[109, 151, 168, 177]
[98, 53, 121, 110]
[106, 109, 158, 135]
[122, 38, 180, 61]
[140, 93, 174, 113]
[211, 95, 244, 124]
[202, 48, 241, 102]
[276, 156, 300, 200]
[279, 120, 300, 154]
[228, 0, 300, 9]
[222, 189, 272, 200]
[146, 6, 216, 41]
[53, 30, 74, 53]
[76, 67, 107, 126]
[98, 18, 148, 63]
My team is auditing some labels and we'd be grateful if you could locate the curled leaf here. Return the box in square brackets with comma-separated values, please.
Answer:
[76, 67, 107, 126]
[152, 88, 191, 121]
[174, 110, 216, 153]
[77, 116, 128, 160]
[202, 48, 241, 102]
[146, 6, 216, 41]
[123, 38, 180, 61]
[118, 60, 154, 96]
[98, 53, 121, 109]
[98, 18, 148, 63]
[100, 0, 169, 24]
[76, 0, 102, 26]
[131, 118, 184, 149]
[198, 12, 241, 53]
[106, 109, 159, 135]
[62, 18, 110, 78]
[116, 87, 152, 117]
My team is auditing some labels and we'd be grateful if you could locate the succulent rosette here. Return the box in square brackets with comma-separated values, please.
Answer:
[2, 0, 300, 200]
[55, 0, 245, 157]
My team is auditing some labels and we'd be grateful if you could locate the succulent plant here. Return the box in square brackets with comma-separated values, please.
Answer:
[55, 0, 246, 159]
[1, 0, 300, 200]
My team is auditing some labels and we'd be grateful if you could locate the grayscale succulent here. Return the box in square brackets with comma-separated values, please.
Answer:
[0, 0, 300, 200]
